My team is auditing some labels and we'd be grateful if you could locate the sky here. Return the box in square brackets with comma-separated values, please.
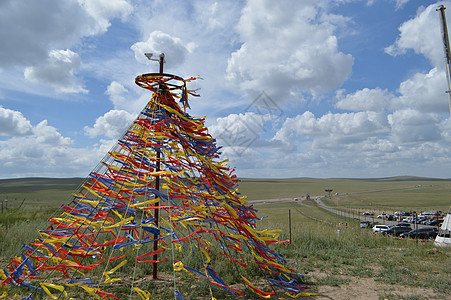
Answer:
[1, 0, 451, 179]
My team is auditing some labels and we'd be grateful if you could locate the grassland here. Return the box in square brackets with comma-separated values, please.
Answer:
[1, 176, 450, 211]
[0, 177, 83, 209]
[0, 176, 450, 299]
[239, 176, 451, 212]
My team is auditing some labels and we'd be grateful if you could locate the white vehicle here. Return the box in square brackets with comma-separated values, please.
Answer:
[402, 217, 413, 223]
[434, 209, 451, 248]
[418, 211, 437, 218]
[372, 225, 390, 233]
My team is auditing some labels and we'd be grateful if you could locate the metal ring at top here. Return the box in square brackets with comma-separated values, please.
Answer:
[135, 73, 186, 91]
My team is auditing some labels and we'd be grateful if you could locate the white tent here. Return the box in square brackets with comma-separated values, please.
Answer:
[434, 208, 451, 247]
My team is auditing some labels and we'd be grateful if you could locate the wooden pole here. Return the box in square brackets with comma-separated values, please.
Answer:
[18, 198, 26, 209]
[153, 53, 165, 280]
[289, 209, 292, 243]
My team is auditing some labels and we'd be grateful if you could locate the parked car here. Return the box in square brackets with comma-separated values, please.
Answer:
[426, 219, 443, 226]
[382, 226, 412, 236]
[400, 227, 438, 239]
[363, 212, 374, 216]
[395, 223, 411, 227]
[402, 217, 413, 223]
[360, 221, 372, 228]
[372, 225, 390, 233]
[395, 211, 411, 216]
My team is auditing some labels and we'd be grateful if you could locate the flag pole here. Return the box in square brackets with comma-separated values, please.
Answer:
[144, 52, 165, 279]
[153, 53, 164, 279]
[437, 5, 451, 115]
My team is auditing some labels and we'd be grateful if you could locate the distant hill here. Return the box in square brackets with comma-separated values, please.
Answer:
[340, 176, 451, 182]
[1, 176, 450, 210]
[1, 176, 449, 195]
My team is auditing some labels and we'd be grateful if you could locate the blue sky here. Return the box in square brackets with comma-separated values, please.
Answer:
[1, 0, 450, 179]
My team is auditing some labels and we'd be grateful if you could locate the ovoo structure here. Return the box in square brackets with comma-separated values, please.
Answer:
[1, 54, 306, 299]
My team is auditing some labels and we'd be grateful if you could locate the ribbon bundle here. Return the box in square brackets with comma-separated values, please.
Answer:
[1, 74, 306, 299]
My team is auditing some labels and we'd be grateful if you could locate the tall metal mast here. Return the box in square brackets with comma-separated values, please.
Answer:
[437, 5, 451, 115]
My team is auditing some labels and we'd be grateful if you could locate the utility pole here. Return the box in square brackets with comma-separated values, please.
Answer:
[437, 5, 451, 115]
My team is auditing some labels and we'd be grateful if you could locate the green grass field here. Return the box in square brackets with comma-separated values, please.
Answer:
[1, 176, 450, 211]
[239, 176, 451, 212]
[0, 177, 83, 209]
[0, 176, 450, 299]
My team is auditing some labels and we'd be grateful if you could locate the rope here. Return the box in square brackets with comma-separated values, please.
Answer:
[167, 177, 178, 300]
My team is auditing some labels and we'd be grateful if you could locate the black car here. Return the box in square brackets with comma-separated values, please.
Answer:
[360, 221, 372, 228]
[395, 223, 411, 227]
[425, 219, 443, 226]
[400, 227, 438, 239]
[382, 226, 412, 236]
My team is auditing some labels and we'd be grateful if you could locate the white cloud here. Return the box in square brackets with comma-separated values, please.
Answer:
[0, 119, 104, 178]
[393, 0, 410, 10]
[209, 112, 290, 167]
[0, 0, 133, 69]
[0, 106, 33, 136]
[0, 137, 104, 178]
[210, 112, 273, 148]
[102, 80, 150, 114]
[335, 87, 393, 112]
[393, 68, 449, 113]
[439, 118, 451, 141]
[0, 107, 70, 145]
[125, 1, 245, 117]
[385, 3, 445, 67]
[106, 81, 128, 108]
[78, 0, 133, 34]
[388, 109, 441, 144]
[84, 109, 135, 139]
[273, 111, 389, 148]
[225, 0, 353, 100]
[194, 2, 234, 30]
[24, 49, 88, 94]
[34, 120, 72, 146]
[0, 0, 133, 97]
[0, 0, 85, 68]
[361, 137, 397, 154]
[131, 31, 194, 69]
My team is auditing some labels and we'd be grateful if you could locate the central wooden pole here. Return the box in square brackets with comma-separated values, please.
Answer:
[153, 53, 164, 280]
